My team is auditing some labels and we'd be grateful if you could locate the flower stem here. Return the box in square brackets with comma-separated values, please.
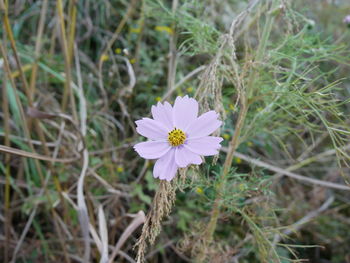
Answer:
[197, 1, 279, 260]
[202, 100, 248, 246]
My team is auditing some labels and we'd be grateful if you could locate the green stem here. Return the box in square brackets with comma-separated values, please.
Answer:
[198, 1, 279, 260]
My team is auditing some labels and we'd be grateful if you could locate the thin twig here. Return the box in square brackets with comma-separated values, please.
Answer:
[56, 0, 76, 119]
[2, 46, 11, 263]
[0, 144, 79, 163]
[166, 0, 178, 92]
[272, 196, 334, 245]
[29, 0, 48, 100]
[10, 122, 66, 263]
[74, 44, 91, 262]
[109, 211, 146, 263]
[99, 205, 109, 263]
[229, 150, 350, 191]
[162, 65, 206, 100]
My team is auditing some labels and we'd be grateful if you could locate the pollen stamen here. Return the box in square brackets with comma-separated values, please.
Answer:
[168, 128, 186, 147]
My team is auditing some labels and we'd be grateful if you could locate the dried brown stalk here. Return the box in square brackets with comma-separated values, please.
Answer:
[135, 180, 177, 263]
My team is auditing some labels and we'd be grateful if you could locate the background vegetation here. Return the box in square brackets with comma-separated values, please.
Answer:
[1, 0, 350, 262]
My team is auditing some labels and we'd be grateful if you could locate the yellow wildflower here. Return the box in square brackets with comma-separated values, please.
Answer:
[235, 157, 242, 164]
[177, 91, 184, 97]
[130, 58, 136, 64]
[117, 166, 124, 173]
[115, 48, 122, 54]
[155, 96, 162, 102]
[130, 27, 141, 34]
[239, 183, 246, 191]
[195, 187, 204, 194]
[247, 141, 253, 147]
[155, 25, 173, 35]
[186, 87, 194, 93]
[223, 134, 230, 140]
[229, 104, 235, 111]
[100, 54, 109, 62]
[11, 64, 32, 78]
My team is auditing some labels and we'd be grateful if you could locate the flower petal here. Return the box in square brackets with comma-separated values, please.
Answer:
[175, 146, 202, 168]
[135, 118, 168, 140]
[173, 95, 198, 130]
[151, 101, 173, 130]
[134, 140, 170, 159]
[185, 136, 223, 156]
[153, 149, 178, 181]
[186, 111, 222, 138]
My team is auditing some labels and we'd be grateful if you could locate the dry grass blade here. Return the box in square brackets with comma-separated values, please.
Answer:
[56, 0, 75, 116]
[109, 211, 146, 263]
[117, 57, 136, 97]
[1, 42, 11, 263]
[29, 0, 48, 99]
[98, 205, 109, 263]
[62, 192, 103, 252]
[162, 65, 206, 101]
[231, 151, 350, 191]
[10, 207, 38, 263]
[135, 181, 177, 263]
[167, 0, 178, 92]
[273, 196, 335, 245]
[74, 44, 91, 262]
[10, 121, 66, 262]
[0, 144, 78, 163]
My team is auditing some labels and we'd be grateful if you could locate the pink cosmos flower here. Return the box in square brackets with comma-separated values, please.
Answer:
[134, 95, 223, 181]
[344, 15, 350, 25]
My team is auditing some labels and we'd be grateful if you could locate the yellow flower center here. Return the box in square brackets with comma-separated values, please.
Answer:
[168, 128, 186, 147]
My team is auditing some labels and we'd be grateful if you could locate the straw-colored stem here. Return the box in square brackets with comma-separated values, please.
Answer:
[67, 0, 77, 61]
[98, 0, 137, 110]
[1, 5, 31, 103]
[199, 100, 248, 259]
[133, 0, 145, 71]
[56, 0, 77, 121]
[0, 7, 71, 260]
[198, 1, 279, 259]
[2, 56, 11, 263]
[29, 0, 48, 100]
[1, 0, 69, 207]
[167, 0, 178, 92]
